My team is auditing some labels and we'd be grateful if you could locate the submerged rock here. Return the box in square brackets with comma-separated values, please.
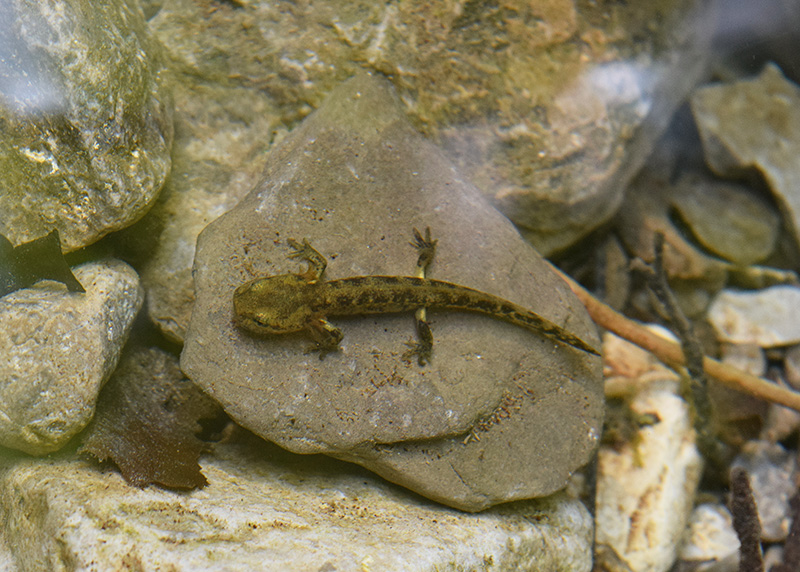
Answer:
[0, 0, 173, 252]
[0, 431, 594, 571]
[692, 64, 800, 254]
[596, 336, 702, 572]
[731, 441, 796, 542]
[181, 73, 603, 511]
[708, 286, 800, 347]
[0, 260, 143, 454]
[137, 81, 276, 342]
[150, 0, 712, 255]
[678, 504, 739, 569]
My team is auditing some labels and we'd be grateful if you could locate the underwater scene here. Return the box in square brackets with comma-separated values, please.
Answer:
[1, 0, 799, 570]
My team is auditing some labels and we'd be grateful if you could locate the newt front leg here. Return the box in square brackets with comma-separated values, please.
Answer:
[285, 238, 344, 357]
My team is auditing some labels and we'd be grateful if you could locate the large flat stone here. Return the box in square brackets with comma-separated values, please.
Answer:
[181, 73, 603, 511]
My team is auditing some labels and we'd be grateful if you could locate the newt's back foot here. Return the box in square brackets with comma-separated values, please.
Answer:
[402, 319, 433, 366]
[403, 340, 433, 366]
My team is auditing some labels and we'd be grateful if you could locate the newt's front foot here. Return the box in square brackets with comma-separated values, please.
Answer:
[287, 238, 327, 282]
[408, 228, 437, 366]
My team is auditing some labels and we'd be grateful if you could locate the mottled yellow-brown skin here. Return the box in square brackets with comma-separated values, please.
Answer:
[233, 231, 599, 363]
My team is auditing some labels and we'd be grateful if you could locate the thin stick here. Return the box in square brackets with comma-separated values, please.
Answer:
[552, 266, 800, 413]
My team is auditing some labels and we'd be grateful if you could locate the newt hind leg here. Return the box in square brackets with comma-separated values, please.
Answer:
[403, 227, 437, 366]
[287, 238, 327, 282]
[306, 317, 344, 359]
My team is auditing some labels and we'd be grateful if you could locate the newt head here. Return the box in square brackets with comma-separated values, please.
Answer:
[233, 274, 318, 335]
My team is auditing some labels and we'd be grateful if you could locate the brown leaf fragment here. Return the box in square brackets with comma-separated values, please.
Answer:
[80, 346, 221, 489]
[0, 229, 85, 297]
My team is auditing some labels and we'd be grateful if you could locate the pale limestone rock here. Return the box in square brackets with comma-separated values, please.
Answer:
[708, 286, 800, 346]
[678, 504, 739, 570]
[0, 260, 143, 454]
[596, 377, 703, 572]
[0, 433, 594, 571]
[181, 73, 603, 511]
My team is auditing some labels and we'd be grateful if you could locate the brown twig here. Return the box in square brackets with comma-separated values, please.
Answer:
[633, 233, 722, 461]
[551, 265, 800, 413]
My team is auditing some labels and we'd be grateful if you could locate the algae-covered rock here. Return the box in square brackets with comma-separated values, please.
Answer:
[0, 0, 173, 252]
[181, 73, 603, 511]
[150, 0, 711, 255]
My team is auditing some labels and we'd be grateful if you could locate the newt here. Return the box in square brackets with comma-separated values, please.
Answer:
[233, 228, 600, 363]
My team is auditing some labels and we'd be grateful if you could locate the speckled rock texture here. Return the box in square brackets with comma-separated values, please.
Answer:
[181, 73, 603, 511]
[0, 431, 594, 572]
[0, 260, 143, 454]
[0, 0, 173, 252]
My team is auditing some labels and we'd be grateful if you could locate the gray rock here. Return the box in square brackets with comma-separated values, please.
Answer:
[692, 64, 800, 253]
[149, 0, 712, 256]
[138, 81, 276, 342]
[678, 504, 739, 571]
[670, 177, 780, 267]
[181, 73, 603, 511]
[619, 170, 778, 281]
[0, 260, 143, 454]
[0, 0, 173, 252]
[731, 441, 796, 542]
[0, 431, 594, 572]
[617, 170, 729, 305]
[708, 286, 800, 346]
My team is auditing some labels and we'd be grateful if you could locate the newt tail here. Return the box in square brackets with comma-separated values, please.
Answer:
[308, 276, 599, 356]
